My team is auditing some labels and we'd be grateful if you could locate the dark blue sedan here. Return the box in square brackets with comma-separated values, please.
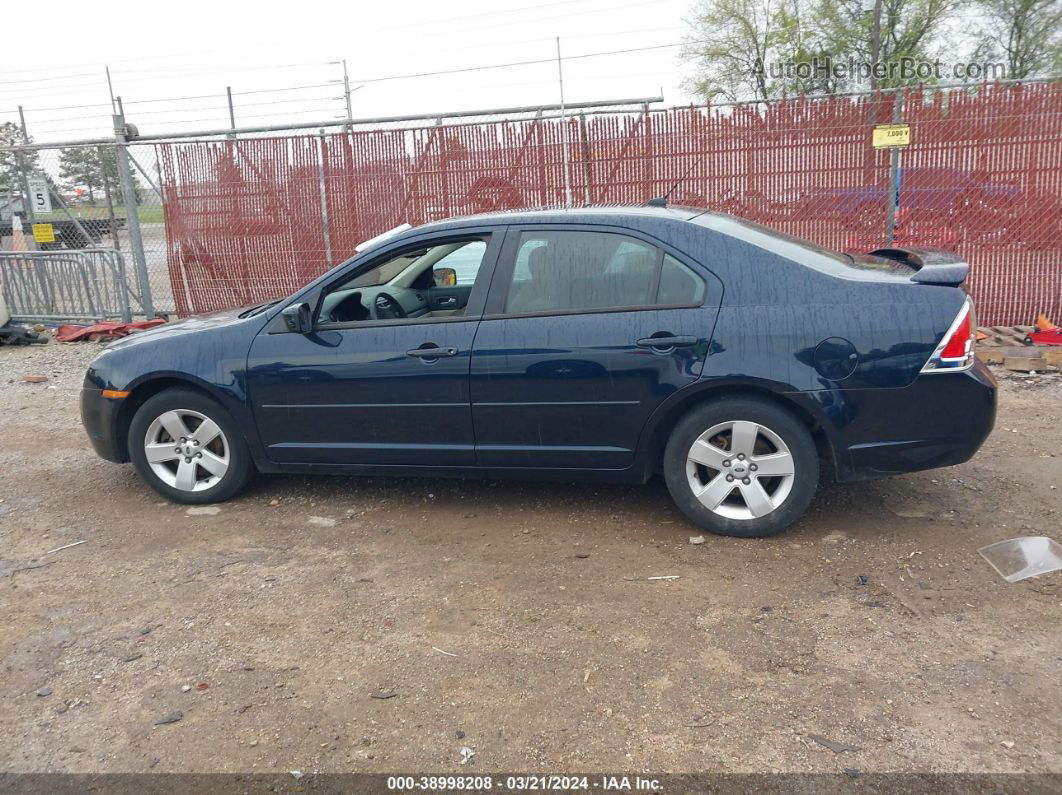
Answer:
[80, 206, 996, 537]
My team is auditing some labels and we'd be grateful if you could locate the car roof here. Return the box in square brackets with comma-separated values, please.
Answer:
[413, 204, 709, 233]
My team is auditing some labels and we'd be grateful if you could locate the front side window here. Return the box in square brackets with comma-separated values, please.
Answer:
[504, 230, 705, 314]
[319, 237, 489, 324]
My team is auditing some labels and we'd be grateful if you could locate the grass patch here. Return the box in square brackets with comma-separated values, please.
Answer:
[32, 203, 165, 225]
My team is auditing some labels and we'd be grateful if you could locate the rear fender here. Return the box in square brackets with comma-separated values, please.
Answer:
[633, 377, 847, 481]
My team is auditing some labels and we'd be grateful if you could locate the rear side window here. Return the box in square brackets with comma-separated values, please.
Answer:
[504, 230, 705, 314]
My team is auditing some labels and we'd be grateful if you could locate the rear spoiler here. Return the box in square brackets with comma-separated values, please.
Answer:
[868, 247, 969, 286]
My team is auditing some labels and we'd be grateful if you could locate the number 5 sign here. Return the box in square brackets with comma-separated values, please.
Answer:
[27, 178, 53, 215]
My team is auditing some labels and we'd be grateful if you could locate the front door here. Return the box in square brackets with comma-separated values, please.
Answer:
[246, 230, 503, 466]
[470, 226, 720, 469]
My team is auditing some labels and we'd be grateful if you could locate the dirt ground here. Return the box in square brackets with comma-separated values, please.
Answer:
[1, 339, 1059, 775]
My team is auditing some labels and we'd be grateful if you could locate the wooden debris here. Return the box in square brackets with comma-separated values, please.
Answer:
[1004, 353, 1047, 372]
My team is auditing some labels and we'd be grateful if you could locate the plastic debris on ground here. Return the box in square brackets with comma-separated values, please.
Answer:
[56, 319, 166, 343]
[978, 536, 1062, 583]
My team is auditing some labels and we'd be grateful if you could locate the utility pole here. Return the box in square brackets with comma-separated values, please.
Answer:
[342, 59, 353, 121]
[226, 86, 237, 131]
[113, 99, 155, 318]
[885, 91, 904, 246]
[15, 105, 35, 225]
[555, 37, 573, 209]
[105, 66, 117, 114]
[869, 0, 883, 93]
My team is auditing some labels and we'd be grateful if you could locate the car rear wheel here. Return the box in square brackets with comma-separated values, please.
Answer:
[663, 397, 819, 538]
[128, 388, 253, 504]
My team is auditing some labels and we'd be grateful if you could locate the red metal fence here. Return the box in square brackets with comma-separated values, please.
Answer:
[157, 82, 1062, 325]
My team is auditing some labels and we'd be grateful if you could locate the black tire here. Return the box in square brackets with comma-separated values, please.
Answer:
[128, 388, 253, 505]
[663, 396, 819, 538]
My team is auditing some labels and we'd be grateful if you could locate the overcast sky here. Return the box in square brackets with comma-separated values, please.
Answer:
[2, 0, 695, 143]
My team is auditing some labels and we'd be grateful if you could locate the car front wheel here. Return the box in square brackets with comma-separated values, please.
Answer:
[128, 388, 253, 504]
[663, 396, 819, 538]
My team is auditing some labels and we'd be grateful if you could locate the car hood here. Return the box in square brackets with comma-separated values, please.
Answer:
[103, 306, 253, 352]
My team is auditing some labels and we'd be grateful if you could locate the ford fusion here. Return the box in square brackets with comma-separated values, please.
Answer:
[81, 206, 996, 537]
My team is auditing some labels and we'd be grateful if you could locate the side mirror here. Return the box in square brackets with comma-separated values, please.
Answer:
[433, 267, 457, 287]
[281, 302, 313, 334]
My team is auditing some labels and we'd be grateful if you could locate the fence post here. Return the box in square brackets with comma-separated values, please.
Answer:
[884, 90, 904, 246]
[436, 118, 451, 217]
[113, 111, 155, 318]
[317, 130, 334, 267]
[98, 145, 121, 251]
[110, 250, 133, 323]
[579, 111, 591, 205]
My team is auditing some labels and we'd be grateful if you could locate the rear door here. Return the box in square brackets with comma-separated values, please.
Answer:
[469, 225, 721, 470]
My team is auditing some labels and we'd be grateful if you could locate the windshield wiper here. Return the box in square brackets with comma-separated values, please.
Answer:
[240, 300, 280, 318]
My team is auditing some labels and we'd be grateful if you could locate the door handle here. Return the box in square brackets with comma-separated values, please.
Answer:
[635, 335, 698, 349]
[438, 296, 458, 307]
[406, 345, 458, 359]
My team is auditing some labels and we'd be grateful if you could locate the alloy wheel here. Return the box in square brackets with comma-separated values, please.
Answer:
[685, 420, 796, 520]
[143, 409, 230, 492]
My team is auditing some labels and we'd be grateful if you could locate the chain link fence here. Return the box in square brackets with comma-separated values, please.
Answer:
[3, 83, 1061, 326]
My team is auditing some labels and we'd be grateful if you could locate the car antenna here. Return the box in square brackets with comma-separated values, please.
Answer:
[647, 163, 699, 208]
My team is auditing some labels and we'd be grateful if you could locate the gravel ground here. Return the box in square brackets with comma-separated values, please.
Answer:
[0, 337, 1060, 774]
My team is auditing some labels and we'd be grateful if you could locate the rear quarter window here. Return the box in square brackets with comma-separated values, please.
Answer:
[658, 254, 705, 305]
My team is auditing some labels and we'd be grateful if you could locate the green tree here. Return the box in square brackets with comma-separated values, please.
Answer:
[682, 0, 810, 101]
[683, 0, 963, 100]
[811, 0, 961, 89]
[0, 121, 39, 193]
[972, 0, 1062, 78]
[57, 145, 141, 207]
[59, 146, 107, 204]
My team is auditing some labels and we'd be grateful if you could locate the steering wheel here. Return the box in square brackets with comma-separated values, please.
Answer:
[372, 292, 407, 320]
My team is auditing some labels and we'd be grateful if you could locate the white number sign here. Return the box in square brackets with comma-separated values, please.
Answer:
[27, 178, 53, 215]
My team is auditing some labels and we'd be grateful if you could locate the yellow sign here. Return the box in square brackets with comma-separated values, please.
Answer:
[873, 123, 911, 149]
[31, 223, 56, 243]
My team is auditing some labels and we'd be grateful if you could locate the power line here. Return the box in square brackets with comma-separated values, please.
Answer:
[0, 0, 659, 84]
[20, 69, 671, 128]
[7, 37, 692, 135]
[2, 20, 682, 109]
[2, 80, 343, 113]
[360, 0, 664, 35]
[7, 100, 111, 114]
[0, 71, 101, 86]
[350, 0, 608, 33]
[349, 40, 696, 84]
[109, 60, 336, 79]
[0, 70, 340, 105]
[24, 95, 346, 124]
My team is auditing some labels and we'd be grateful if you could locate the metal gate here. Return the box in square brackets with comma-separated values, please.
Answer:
[0, 249, 133, 322]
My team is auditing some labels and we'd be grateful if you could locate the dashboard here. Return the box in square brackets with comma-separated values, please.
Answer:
[320, 285, 430, 323]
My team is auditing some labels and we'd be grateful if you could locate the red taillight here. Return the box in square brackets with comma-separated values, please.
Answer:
[939, 306, 972, 361]
[922, 299, 975, 373]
